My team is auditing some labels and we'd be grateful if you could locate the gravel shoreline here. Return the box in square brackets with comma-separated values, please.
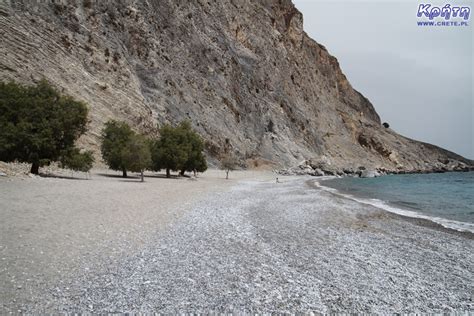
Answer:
[1, 174, 473, 313]
[309, 179, 474, 240]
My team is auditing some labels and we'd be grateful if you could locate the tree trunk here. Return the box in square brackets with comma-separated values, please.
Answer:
[226, 170, 229, 180]
[166, 168, 171, 178]
[122, 169, 127, 178]
[30, 162, 39, 175]
[141, 170, 144, 182]
[180, 169, 185, 176]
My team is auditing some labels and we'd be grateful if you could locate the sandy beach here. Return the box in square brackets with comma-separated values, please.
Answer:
[0, 170, 473, 313]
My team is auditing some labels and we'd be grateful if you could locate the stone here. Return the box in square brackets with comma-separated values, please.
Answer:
[360, 170, 378, 178]
[303, 166, 313, 173]
[314, 168, 324, 177]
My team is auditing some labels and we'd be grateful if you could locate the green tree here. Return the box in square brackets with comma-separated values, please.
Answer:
[178, 121, 208, 176]
[220, 154, 238, 179]
[191, 154, 208, 176]
[60, 148, 94, 173]
[151, 124, 190, 178]
[0, 80, 89, 174]
[100, 120, 135, 177]
[121, 134, 151, 182]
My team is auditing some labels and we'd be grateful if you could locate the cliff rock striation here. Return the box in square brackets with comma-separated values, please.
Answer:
[0, 0, 471, 173]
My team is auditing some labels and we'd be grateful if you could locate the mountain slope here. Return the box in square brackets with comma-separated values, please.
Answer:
[0, 0, 471, 172]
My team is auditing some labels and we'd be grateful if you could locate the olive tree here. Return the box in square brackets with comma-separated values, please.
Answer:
[121, 134, 152, 182]
[151, 121, 208, 178]
[151, 124, 190, 178]
[100, 120, 135, 177]
[178, 121, 208, 176]
[0, 80, 89, 174]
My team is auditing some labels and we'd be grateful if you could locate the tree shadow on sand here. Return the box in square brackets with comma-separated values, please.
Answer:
[118, 179, 146, 183]
[38, 173, 90, 181]
[96, 172, 187, 180]
[143, 174, 183, 179]
[96, 173, 139, 179]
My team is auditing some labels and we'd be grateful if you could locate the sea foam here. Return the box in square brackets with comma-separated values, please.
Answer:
[314, 179, 474, 234]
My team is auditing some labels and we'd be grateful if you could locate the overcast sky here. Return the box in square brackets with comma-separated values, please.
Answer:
[293, 0, 473, 158]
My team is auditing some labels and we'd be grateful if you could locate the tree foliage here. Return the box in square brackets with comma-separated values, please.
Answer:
[0, 80, 89, 174]
[151, 124, 189, 177]
[60, 148, 94, 173]
[101, 120, 207, 179]
[121, 134, 152, 182]
[100, 120, 135, 177]
[100, 120, 152, 180]
[179, 121, 208, 175]
[151, 121, 207, 177]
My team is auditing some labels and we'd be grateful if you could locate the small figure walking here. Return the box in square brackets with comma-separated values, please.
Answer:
[276, 177, 281, 183]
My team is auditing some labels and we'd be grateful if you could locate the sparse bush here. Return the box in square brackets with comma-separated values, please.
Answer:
[0, 80, 89, 174]
[220, 154, 238, 179]
[83, 0, 93, 9]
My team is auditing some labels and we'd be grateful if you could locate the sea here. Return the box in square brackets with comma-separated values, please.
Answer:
[319, 172, 474, 233]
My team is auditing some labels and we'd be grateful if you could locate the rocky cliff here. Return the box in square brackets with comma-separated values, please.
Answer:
[0, 0, 471, 173]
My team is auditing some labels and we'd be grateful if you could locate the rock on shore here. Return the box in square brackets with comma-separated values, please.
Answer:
[278, 157, 473, 177]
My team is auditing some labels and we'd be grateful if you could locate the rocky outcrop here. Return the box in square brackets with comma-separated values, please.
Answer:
[279, 157, 472, 177]
[0, 0, 472, 172]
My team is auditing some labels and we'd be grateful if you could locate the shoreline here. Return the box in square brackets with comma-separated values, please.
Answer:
[309, 178, 474, 239]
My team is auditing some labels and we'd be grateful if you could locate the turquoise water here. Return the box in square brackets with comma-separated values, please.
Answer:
[321, 172, 474, 232]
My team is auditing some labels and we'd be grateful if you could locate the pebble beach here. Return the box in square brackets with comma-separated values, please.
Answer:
[0, 170, 472, 313]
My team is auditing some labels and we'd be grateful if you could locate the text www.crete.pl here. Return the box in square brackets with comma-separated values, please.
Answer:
[417, 21, 469, 26]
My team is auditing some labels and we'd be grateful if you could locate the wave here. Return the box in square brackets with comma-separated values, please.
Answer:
[390, 200, 423, 210]
[314, 180, 474, 234]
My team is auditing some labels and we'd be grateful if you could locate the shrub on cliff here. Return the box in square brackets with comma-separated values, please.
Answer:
[0, 80, 89, 174]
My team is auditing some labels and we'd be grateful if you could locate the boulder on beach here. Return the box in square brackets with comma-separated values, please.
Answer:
[360, 170, 379, 178]
[314, 168, 325, 176]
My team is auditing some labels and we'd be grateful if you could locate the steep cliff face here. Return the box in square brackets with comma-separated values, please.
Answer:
[0, 0, 471, 172]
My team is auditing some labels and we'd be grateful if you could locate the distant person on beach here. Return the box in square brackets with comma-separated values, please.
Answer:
[276, 177, 281, 183]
